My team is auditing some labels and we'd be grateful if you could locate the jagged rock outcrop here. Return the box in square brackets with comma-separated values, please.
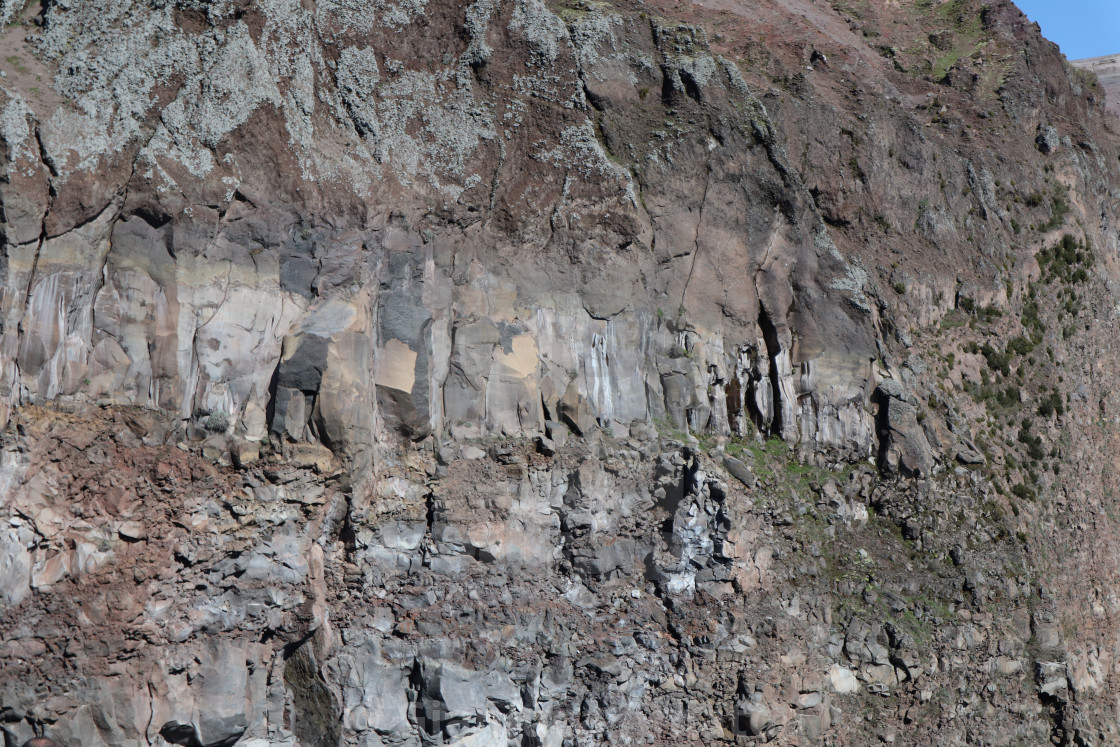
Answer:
[1071, 53, 1120, 117]
[5, 0, 1120, 745]
[873, 379, 933, 477]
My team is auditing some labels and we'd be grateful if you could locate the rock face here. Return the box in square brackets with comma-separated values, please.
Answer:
[4, 0, 1120, 745]
[0, 0, 880, 471]
[1071, 53, 1120, 118]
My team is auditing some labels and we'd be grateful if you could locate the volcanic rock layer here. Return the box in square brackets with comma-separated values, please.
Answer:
[3, 0, 1120, 745]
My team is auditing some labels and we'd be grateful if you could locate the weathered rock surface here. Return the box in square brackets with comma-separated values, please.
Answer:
[0, 405, 1060, 746]
[3, 0, 1120, 745]
[1071, 53, 1120, 118]
[0, 0, 881, 475]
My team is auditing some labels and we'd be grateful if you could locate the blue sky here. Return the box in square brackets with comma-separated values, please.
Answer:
[1013, 0, 1120, 60]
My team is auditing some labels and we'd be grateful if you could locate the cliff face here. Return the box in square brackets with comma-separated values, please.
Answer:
[3, 0, 1120, 745]
[0, 0, 881, 465]
[1072, 53, 1120, 117]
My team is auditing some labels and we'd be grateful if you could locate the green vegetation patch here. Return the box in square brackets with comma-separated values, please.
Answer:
[1037, 233, 1093, 285]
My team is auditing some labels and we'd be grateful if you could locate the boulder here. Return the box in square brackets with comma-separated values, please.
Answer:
[873, 380, 933, 477]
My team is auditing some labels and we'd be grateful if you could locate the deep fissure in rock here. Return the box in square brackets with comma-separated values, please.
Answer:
[282, 643, 340, 747]
[757, 303, 783, 437]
